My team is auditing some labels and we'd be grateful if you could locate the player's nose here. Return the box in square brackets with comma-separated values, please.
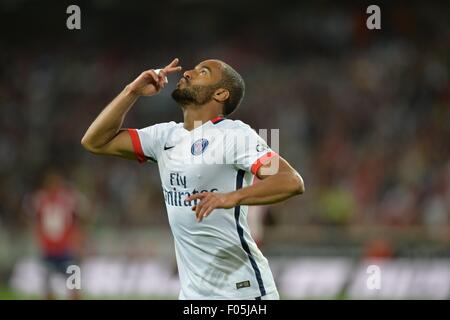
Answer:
[183, 70, 192, 80]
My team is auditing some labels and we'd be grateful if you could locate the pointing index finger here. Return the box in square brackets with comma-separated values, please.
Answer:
[164, 58, 182, 74]
[166, 58, 179, 68]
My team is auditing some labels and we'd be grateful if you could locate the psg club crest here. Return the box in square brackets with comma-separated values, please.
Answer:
[191, 138, 209, 155]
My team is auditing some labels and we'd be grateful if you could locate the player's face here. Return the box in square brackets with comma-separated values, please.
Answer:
[43, 172, 63, 192]
[171, 60, 223, 106]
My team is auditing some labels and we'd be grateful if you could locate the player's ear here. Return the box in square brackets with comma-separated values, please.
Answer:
[213, 88, 229, 103]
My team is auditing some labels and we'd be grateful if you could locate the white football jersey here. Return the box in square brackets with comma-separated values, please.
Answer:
[128, 117, 279, 299]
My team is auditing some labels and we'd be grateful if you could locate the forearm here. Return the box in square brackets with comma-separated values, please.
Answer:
[232, 172, 304, 206]
[236, 192, 295, 206]
[81, 86, 138, 149]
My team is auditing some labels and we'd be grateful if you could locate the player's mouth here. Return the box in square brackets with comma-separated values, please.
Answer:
[177, 77, 188, 87]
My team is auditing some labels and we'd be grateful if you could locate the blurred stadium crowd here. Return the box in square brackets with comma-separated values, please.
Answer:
[0, 1, 449, 245]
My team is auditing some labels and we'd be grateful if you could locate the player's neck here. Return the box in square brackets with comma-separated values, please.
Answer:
[182, 104, 223, 131]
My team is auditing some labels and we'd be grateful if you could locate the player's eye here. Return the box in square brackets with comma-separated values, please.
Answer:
[200, 70, 207, 75]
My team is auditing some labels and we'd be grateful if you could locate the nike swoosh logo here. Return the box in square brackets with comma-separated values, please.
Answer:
[164, 144, 175, 150]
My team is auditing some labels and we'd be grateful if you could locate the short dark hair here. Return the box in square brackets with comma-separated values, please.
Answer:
[216, 63, 245, 116]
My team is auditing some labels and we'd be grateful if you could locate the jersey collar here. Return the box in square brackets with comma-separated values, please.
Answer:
[211, 116, 225, 125]
[182, 117, 225, 133]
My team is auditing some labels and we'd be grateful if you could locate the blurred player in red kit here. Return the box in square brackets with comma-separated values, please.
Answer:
[25, 169, 89, 299]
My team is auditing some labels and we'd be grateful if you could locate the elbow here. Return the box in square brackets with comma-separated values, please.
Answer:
[80, 135, 91, 151]
[292, 172, 305, 195]
[80, 135, 98, 153]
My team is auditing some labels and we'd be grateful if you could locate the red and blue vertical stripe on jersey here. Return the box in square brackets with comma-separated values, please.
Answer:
[234, 169, 267, 298]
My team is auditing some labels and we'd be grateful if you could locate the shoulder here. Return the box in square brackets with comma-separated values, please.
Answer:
[216, 120, 265, 153]
[138, 121, 180, 135]
[146, 121, 180, 131]
[218, 119, 260, 138]
[216, 119, 254, 132]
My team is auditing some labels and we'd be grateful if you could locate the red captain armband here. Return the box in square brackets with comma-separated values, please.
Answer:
[128, 129, 146, 163]
[250, 151, 278, 175]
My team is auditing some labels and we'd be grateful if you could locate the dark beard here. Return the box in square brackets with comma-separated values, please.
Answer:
[171, 84, 218, 106]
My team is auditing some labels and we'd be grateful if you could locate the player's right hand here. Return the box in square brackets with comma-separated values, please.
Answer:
[127, 58, 182, 96]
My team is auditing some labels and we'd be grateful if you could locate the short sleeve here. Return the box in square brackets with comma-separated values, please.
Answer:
[227, 124, 278, 175]
[128, 121, 176, 163]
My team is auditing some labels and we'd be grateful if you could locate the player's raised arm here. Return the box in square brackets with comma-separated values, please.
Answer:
[80, 58, 182, 159]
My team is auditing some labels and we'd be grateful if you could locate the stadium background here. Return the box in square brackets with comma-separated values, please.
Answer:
[0, 0, 449, 299]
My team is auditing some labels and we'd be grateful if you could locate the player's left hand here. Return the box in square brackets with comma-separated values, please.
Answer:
[186, 192, 239, 222]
